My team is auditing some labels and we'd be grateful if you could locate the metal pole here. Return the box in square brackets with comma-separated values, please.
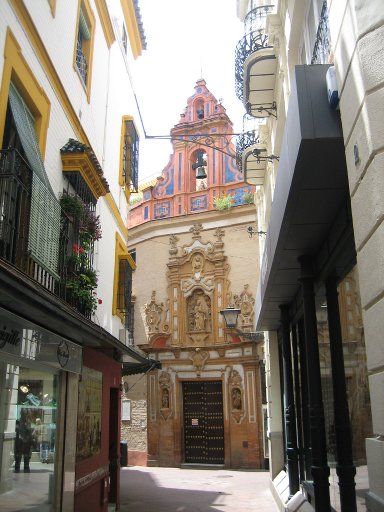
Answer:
[280, 304, 299, 497]
[299, 255, 331, 511]
[325, 275, 357, 512]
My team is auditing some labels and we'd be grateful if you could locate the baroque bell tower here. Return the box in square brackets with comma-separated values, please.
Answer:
[129, 79, 253, 226]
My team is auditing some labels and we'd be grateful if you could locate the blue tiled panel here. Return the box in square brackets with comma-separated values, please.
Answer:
[229, 186, 253, 205]
[190, 195, 208, 211]
[143, 190, 151, 201]
[225, 155, 237, 183]
[154, 202, 171, 218]
[144, 205, 149, 219]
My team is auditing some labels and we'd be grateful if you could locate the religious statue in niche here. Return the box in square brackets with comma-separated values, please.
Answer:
[159, 371, 172, 420]
[161, 388, 169, 409]
[188, 291, 211, 332]
[232, 387, 242, 410]
[191, 252, 204, 276]
[233, 284, 255, 329]
[228, 368, 245, 424]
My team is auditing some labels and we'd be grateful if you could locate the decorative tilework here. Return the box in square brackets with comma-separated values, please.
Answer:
[144, 205, 148, 219]
[190, 195, 208, 211]
[225, 155, 238, 183]
[154, 201, 171, 218]
[229, 186, 253, 205]
[143, 190, 151, 201]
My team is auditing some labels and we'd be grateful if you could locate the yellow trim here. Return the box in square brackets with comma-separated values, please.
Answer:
[119, 115, 140, 202]
[105, 193, 128, 238]
[6, 1, 127, 241]
[48, 0, 57, 17]
[113, 232, 136, 319]
[120, 0, 143, 59]
[61, 153, 109, 199]
[73, 0, 96, 102]
[8, 0, 86, 143]
[0, 29, 50, 158]
[94, 0, 116, 48]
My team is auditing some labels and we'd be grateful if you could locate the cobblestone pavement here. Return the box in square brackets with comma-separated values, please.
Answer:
[118, 466, 280, 512]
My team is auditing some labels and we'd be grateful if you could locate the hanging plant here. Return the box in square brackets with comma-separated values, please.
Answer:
[79, 209, 102, 243]
[59, 193, 103, 316]
[65, 243, 101, 315]
[59, 193, 85, 220]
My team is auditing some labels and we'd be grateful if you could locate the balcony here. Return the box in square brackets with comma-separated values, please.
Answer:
[235, 4, 277, 118]
[0, 149, 104, 320]
[236, 115, 269, 186]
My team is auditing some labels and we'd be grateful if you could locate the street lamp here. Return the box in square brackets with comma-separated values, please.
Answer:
[220, 306, 264, 342]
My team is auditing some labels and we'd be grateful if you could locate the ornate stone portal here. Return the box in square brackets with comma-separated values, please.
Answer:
[143, 223, 263, 469]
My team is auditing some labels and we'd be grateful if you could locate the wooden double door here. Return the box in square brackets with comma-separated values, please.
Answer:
[182, 380, 224, 464]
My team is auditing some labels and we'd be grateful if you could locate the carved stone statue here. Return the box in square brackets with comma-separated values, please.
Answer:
[232, 387, 242, 410]
[194, 298, 207, 331]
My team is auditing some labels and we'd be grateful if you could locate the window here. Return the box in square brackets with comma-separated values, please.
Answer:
[0, 31, 60, 282]
[119, 116, 139, 200]
[113, 233, 136, 327]
[74, 1, 95, 100]
[122, 24, 128, 53]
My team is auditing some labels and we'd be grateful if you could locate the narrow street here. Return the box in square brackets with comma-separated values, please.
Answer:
[119, 466, 280, 512]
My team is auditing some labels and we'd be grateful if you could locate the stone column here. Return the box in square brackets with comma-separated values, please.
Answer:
[299, 255, 331, 511]
[325, 275, 357, 512]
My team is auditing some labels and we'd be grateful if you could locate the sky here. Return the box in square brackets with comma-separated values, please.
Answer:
[131, 0, 246, 185]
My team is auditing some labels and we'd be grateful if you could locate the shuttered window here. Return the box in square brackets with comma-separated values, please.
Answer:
[122, 120, 139, 193]
[8, 83, 60, 277]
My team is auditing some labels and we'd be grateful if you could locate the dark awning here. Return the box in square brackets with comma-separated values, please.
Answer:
[255, 65, 356, 331]
[122, 359, 161, 376]
[0, 258, 158, 371]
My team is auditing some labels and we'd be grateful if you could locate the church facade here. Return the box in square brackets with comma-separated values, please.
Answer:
[123, 81, 267, 469]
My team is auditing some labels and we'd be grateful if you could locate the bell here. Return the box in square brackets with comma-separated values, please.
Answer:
[196, 166, 207, 180]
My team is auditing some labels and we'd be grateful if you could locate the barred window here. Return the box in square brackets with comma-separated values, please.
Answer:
[122, 119, 139, 193]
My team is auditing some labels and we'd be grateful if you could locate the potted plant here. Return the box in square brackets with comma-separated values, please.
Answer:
[213, 193, 235, 211]
[59, 193, 85, 220]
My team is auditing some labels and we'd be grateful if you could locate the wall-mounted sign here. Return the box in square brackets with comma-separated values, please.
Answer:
[192, 418, 199, 426]
[0, 307, 82, 373]
[121, 399, 131, 421]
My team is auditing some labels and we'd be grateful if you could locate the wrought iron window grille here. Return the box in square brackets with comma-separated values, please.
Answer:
[123, 120, 139, 193]
[76, 35, 88, 86]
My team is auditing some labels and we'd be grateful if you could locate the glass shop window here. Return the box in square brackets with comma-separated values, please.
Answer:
[0, 365, 58, 510]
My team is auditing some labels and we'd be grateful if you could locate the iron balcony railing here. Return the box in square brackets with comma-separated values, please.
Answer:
[236, 131, 260, 172]
[0, 149, 32, 270]
[0, 149, 101, 320]
[235, 114, 261, 171]
[235, 4, 275, 102]
[311, 1, 331, 64]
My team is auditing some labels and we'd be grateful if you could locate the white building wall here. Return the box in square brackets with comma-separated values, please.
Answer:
[1, 0, 144, 341]
[331, 1, 384, 509]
